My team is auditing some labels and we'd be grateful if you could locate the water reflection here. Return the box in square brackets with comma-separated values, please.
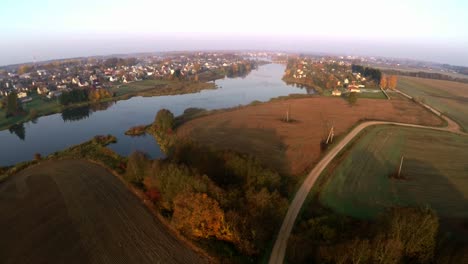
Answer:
[8, 123, 25, 141]
[61, 101, 115, 122]
[283, 81, 317, 94]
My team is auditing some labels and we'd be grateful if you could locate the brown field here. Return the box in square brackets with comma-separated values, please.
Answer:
[177, 96, 443, 176]
[0, 160, 206, 264]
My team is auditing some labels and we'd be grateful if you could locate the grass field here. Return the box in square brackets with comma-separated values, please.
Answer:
[177, 96, 443, 176]
[317, 125, 468, 219]
[398, 76, 468, 131]
[0, 159, 206, 264]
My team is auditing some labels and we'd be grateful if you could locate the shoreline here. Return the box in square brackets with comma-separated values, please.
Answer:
[0, 80, 217, 132]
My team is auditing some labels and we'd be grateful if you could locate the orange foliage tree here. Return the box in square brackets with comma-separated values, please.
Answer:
[380, 75, 388, 89]
[388, 75, 398, 90]
[89, 89, 112, 101]
[172, 192, 235, 242]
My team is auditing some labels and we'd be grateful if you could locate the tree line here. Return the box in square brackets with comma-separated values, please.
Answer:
[352, 64, 383, 83]
[59, 89, 113, 105]
[288, 206, 441, 264]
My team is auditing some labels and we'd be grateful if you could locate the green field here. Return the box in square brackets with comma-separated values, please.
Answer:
[398, 76, 468, 131]
[317, 125, 468, 219]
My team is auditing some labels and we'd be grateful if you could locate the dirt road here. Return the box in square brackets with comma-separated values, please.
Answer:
[268, 94, 465, 264]
[0, 159, 207, 264]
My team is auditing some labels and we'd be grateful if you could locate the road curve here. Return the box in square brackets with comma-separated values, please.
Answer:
[269, 91, 465, 264]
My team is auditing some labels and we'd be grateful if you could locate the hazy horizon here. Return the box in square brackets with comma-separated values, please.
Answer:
[1, 0, 467, 67]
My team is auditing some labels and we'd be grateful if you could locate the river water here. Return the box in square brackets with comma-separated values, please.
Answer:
[0, 64, 313, 166]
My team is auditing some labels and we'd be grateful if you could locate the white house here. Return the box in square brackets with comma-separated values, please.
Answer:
[37, 87, 49, 95]
[17, 92, 28, 98]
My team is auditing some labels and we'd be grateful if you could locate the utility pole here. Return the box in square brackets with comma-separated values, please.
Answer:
[326, 126, 334, 144]
[397, 156, 404, 178]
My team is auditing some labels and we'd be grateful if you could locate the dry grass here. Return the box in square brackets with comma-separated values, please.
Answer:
[398, 76, 468, 131]
[0, 159, 206, 264]
[177, 96, 443, 176]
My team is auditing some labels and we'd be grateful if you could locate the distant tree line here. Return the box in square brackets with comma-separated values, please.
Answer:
[382, 69, 468, 84]
[352, 64, 382, 83]
[59, 89, 113, 106]
[103, 57, 138, 68]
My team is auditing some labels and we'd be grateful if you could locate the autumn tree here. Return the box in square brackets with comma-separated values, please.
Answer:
[172, 192, 235, 241]
[388, 75, 398, 90]
[385, 207, 438, 263]
[88, 89, 112, 101]
[152, 108, 175, 133]
[380, 75, 388, 89]
[17, 65, 32, 75]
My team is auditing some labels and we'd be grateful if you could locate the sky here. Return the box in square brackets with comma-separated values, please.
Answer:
[1, 0, 467, 66]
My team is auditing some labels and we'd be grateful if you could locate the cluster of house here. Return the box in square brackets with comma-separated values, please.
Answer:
[0, 52, 257, 103]
[287, 57, 369, 96]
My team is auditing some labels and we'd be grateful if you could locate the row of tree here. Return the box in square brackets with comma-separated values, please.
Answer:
[59, 88, 113, 105]
[380, 75, 398, 89]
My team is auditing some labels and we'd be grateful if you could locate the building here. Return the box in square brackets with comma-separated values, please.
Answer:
[332, 89, 342, 96]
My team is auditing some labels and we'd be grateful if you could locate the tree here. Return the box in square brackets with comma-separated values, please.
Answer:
[388, 75, 398, 90]
[380, 75, 388, 89]
[125, 151, 150, 185]
[6, 92, 20, 117]
[348, 92, 358, 106]
[29, 109, 38, 120]
[172, 192, 235, 241]
[385, 207, 438, 263]
[17, 65, 32, 75]
[153, 109, 175, 133]
[8, 123, 25, 140]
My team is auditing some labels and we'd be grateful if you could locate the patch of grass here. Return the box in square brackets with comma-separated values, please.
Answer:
[0, 94, 62, 130]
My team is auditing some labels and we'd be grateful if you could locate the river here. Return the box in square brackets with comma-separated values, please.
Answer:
[0, 64, 313, 166]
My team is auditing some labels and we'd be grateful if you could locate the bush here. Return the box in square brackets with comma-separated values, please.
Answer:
[124, 151, 150, 186]
[348, 92, 358, 106]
